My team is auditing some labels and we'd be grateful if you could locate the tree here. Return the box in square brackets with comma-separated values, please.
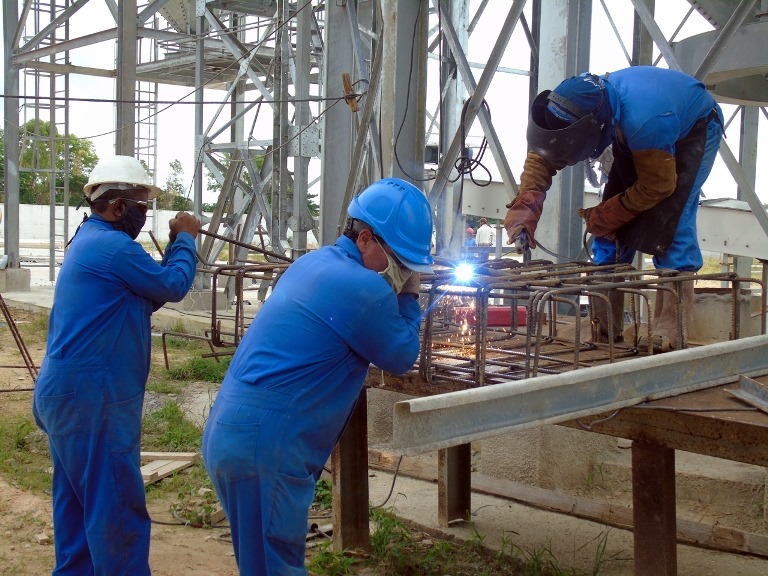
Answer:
[157, 159, 192, 211]
[14, 120, 99, 205]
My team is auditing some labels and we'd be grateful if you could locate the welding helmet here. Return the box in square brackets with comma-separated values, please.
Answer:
[527, 73, 612, 166]
[347, 178, 434, 273]
[84, 155, 162, 201]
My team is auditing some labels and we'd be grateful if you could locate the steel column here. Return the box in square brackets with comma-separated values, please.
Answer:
[319, 0, 355, 245]
[3, 0, 21, 269]
[116, 0, 137, 155]
[437, 444, 472, 527]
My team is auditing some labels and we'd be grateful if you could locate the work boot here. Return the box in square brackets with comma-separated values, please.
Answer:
[639, 280, 695, 352]
[589, 288, 626, 343]
[559, 279, 625, 344]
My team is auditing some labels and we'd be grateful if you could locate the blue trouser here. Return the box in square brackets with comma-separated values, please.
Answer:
[593, 115, 724, 271]
[202, 385, 315, 576]
[32, 358, 150, 576]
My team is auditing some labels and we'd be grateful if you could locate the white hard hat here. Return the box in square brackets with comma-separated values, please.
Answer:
[83, 155, 162, 200]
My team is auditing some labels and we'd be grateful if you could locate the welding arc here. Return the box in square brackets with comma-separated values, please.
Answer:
[197, 228, 294, 263]
[341, 72, 359, 112]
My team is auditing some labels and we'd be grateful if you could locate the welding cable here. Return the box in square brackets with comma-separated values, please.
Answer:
[531, 237, 577, 262]
[574, 409, 622, 430]
[631, 405, 759, 413]
[576, 405, 758, 432]
[370, 454, 404, 509]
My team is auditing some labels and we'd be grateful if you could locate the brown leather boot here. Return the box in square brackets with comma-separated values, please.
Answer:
[588, 287, 625, 343]
[640, 280, 695, 352]
[560, 283, 624, 343]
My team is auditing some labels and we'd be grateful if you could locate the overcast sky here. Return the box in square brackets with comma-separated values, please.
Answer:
[1, 1, 766, 204]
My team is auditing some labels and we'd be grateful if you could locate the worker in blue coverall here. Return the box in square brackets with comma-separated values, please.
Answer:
[202, 177, 434, 575]
[504, 66, 723, 350]
[32, 155, 200, 576]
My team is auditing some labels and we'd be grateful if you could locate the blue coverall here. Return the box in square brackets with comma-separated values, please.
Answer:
[202, 234, 422, 575]
[33, 215, 197, 576]
[590, 66, 724, 271]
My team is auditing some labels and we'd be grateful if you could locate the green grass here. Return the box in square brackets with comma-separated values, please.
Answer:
[166, 356, 230, 383]
[142, 400, 203, 452]
[0, 416, 53, 495]
[306, 508, 621, 576]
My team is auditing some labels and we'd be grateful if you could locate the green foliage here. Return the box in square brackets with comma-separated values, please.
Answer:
[0, 416, 52, 494]
[142, 401, 202, 452]
[13, 120, 99, 205]
[313, 478, 333, 511]
[306, 541, 356, 575]
[157, 159, 193, 211]
[171, 481, 219, 527]
[167, 356, 230, 383]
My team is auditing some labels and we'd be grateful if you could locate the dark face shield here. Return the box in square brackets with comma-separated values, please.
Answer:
[526, 90, 603, 167]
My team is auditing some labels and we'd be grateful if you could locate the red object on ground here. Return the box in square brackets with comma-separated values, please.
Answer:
[453, 306, 528, 327]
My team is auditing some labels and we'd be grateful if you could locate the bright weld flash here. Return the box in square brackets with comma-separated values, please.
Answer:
[454, 262, 476, 284]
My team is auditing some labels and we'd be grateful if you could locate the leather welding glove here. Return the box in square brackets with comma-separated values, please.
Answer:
[579, 148, 677, 239]
[504, 189, 546, 248]
[577, 194, 636, 239]
[400, 272, 421, 296]
[504, 152, 565, 248]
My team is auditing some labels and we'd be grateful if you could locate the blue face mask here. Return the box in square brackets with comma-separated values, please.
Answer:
[111, 204, 147, 240]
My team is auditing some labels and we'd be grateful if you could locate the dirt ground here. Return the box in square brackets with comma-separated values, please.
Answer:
[0, 308, 239, 576]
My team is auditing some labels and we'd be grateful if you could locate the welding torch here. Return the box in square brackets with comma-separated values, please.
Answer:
[514, 230, 530, 255]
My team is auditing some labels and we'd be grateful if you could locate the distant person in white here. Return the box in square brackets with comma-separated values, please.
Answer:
[475, 218, 495, 246]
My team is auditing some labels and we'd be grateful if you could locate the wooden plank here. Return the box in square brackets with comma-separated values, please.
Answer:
[141, 459, 194, 486]
[332, 390, 370, 552]
[140, 451, 198, 461]
[633, 441, 677, 576]
[368, 449, 768, 558]
[560, 384, 768, 468]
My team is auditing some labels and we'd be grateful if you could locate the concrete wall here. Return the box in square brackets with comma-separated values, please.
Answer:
[6, 204, 199, 246]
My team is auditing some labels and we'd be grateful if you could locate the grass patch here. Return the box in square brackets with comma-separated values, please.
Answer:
[0, 416, 52, 495]
[142, 400, 202, 452]
[307, 508, 621, 575]
[167, 356, 230, 383]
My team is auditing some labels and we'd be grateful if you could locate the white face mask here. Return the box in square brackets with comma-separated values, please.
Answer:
[374, 238, 412, 294]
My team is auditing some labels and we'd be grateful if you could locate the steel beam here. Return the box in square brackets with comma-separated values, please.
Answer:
[392, 334, 768, 454]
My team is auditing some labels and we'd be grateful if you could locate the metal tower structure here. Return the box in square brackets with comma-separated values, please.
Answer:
[3, 0, 767, 289]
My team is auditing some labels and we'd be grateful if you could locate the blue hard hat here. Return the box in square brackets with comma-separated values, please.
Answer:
[348, 178, 434, 273]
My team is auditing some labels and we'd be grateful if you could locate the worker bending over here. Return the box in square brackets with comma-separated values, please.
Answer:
[202, 177, 434, 575]
[505, 66, 723, 349]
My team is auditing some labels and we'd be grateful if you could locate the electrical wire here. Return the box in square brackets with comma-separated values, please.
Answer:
[370, 454, 404, 509]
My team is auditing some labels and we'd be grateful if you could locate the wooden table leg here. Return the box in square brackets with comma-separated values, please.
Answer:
[632, 439, 677, 576]
[438, 443, 472, 527]
[331, 389, 369, 552]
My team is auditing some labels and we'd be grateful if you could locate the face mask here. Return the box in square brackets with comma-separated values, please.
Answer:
[112, 204, 147, 240]
[375, 238, 412, 294]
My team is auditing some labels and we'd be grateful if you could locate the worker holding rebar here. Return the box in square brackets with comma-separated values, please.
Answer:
[32, 155, 200, 575]
[202, 177, 433, 575]
[504, 67, 724, 350]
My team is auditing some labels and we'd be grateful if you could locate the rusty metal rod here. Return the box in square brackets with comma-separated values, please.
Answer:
[197, 228, 294, 263]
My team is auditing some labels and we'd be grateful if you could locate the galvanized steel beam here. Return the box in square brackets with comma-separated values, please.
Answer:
[392, 334, 768, 454]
